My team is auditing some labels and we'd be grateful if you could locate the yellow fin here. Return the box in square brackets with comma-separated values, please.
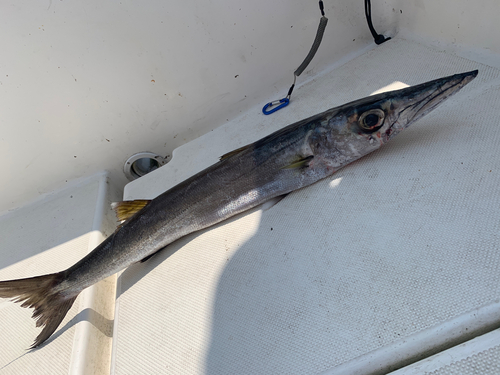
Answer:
[281, 155, 314, 169]
[219, 144, 251, 161]
[111, 199, 151, 222]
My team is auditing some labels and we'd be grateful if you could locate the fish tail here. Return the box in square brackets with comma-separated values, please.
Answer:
[0, 272, 78, 348]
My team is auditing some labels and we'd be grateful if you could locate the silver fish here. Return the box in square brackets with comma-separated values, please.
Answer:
[0, 70, 478, 347]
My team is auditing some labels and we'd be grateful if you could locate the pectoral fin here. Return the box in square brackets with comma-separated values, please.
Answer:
[281, 155, 314, 169]
[111, 199, 152, 222]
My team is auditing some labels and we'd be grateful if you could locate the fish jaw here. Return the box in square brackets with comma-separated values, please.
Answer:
[382, 70, 478, 142]
[309, 70, 478, 171]
[341, 70, 478, 144]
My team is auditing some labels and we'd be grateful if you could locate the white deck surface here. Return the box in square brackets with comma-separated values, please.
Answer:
[0, 174, 119, 374]
[112, 37, 500, 374]
[389, 328, 500, 374]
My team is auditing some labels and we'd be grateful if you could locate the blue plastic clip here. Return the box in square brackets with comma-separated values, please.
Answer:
[262, 98, 290, 115]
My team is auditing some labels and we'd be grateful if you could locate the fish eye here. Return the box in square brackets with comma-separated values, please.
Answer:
[359, 109, 385, 132]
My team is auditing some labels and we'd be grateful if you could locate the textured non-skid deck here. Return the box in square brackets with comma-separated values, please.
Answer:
[0, 175, 118, 375]
[390, 328, 500, 374]
[113, 37, 500, 374]
[0, 179, 100, 374]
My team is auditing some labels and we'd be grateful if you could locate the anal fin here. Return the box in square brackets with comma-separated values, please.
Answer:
[261, 194, 289, 211]
[140, 248, 164, 263]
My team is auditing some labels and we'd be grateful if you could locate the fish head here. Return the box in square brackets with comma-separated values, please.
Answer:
[338, 70, 478, 147]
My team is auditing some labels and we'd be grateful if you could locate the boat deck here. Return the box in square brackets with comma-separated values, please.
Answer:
[1, 36, 499, 374]
[116, 38, 500, 374]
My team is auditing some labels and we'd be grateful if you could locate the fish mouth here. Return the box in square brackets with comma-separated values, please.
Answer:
[386, 70, 478, 140]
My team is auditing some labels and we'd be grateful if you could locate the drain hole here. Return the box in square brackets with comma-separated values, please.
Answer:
[132, 157, 160, 177]
[124, 152, 168, 180]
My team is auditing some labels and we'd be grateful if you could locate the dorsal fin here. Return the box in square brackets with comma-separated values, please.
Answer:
[219, 144, 252, 161]
[111, 199, 151, 222]
[219, 110, 327, 162]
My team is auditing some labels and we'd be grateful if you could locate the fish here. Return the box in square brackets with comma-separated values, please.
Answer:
[0, 70, 478, 348]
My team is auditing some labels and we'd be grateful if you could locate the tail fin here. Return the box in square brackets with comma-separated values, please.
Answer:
[0, 272, 78, 348]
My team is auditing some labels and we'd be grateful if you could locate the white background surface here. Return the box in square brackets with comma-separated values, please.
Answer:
[2, 0, 500, 214]
[0, 0, 381, 213]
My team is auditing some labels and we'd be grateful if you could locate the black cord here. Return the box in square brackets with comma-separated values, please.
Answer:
[364, 0, 390, 45]
[288, 1, 328, 99]
[319, 0, 325, 16]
